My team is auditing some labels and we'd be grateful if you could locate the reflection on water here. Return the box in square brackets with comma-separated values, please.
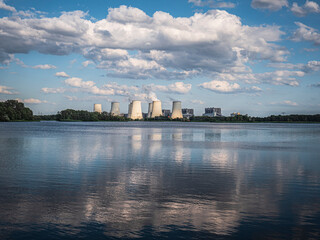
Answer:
[0, 122, 320, 239]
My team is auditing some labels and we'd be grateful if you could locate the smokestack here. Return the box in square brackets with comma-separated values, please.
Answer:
[110, 102, 120, 116]
[129, 100, 143, 120]
[128, 102, 133, 118]
[147, 102, 153, 118]
[94, 104, 102, 113]
[151, 100, 162, 118]
[171, 101, 183, 119]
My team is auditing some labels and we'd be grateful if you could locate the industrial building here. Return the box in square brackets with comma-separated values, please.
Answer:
[182, 108, 194, 119]
[162, 109, 171, 117]
[171, 101, 183, 119]
[150, 101, 163, 118]
[128, 100, 143, 120]
[147, 103, 153, 118]
[94, 104, 102, 113]
[203, 107, 222, 117]
[110, 102, 120, 116]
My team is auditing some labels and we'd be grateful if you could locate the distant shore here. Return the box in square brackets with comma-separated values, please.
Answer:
[1, 100, 320, 123]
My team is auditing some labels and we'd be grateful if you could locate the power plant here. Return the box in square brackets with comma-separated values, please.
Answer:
[92, 100, 221, 119]
[94, 104, 102, 113]
[171, 101, 183, 119]
[147, 102, 153, 118]
[150, 101, 162, 118]
[128, 100, 143, 120]
[128, 102, 133, 118]
[110, 102, 120, 116]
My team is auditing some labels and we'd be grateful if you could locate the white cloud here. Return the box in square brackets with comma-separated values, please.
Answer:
[199, 80, 261, 94]
[0, 6, 287, 78]
[64, 77, 95, 88]
[188, 0, 236, 8]
[291, 22, 320, 45]
[0, 0, 16, 12]
[271, 100, 298, 106]
[251, 0, 288, 11]
[268, 60, 320, 73]
[143, 82, 192, 94]
[32, 64, 56, 69]
[291, 1, 320, 17]
[22, 98, 48, 104]
[65, 95, 113, 102]
[0, 85, 17, 94]
[302, 60, 320, 72]
[44, 76, 192, 103]
[55, 72, 70, 78]
[65, 95, 78, 101]
[191, 99, 205, 104]
[41, 87, 66, 94]
[208, 68, 304, 86]
[267, 62, 303, 69]
[250, 70, 305, 86]
[82, 60, 93, 67]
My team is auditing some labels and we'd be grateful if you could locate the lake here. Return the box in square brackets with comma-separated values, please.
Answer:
[0, 122, 320, 239]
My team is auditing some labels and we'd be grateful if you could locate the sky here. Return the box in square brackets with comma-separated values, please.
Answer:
[0, 0, 319, 116]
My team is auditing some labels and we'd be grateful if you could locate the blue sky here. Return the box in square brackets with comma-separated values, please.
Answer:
[0, 0, 319, 116]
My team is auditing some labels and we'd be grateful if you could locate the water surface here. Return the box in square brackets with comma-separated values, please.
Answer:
[0, 122, 320, 239]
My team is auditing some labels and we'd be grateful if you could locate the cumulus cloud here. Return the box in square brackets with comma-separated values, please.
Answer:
[268, 60, 320, 74]
[218, 58, 320, 86]
[291, 22, 320, 45]
[291, 1, 320, 17]
[251, 0, 288, 11]
[203, 68, 306, 87]
[41, 87, 66, 94]
[271, 100, 298, 106]
[0, 85, 17, 94]
[64, 77, 95, 88]
[55, 72, 70, 78]
[0, 0, 16, 12]
[19, 98, 48, 104]
[32, 64, 56, 69]
[143, 82, 192, 94]
[0, 6, 287, 78]
[302, 60, 320, 72]
[191, 99, 205, 104]
[199, 80, 262, 94]
[65, 95, 113, 102]
[82, 60, 93, 67]
[188, 0, 236, 8]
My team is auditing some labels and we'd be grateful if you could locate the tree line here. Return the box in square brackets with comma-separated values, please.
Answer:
[0, 100, 33, 121]
[1, 99, 320, 122]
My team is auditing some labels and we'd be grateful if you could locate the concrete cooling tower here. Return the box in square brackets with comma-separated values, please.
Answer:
[147, 102, 153, 118]
[110, 102, 120, 116]
[128, 102, 133, 118]
[129, 100, 143, 120]
[171, 101, 183, 119]
[94, 104, 102, 113]
[151, 101, 162, 118]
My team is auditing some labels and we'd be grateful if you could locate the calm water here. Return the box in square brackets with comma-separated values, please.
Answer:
[0, 122, 320, 239]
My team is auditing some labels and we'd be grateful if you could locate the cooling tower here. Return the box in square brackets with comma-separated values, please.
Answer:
[129, 100, 143, 120]
[147, 102, 153, 118]
[110, 102, 120, 116]
[128, 102, 133, 118]
[94, 104, 102, 113]
[171, 101, 183, 119]
[151, 101, 162, 118]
